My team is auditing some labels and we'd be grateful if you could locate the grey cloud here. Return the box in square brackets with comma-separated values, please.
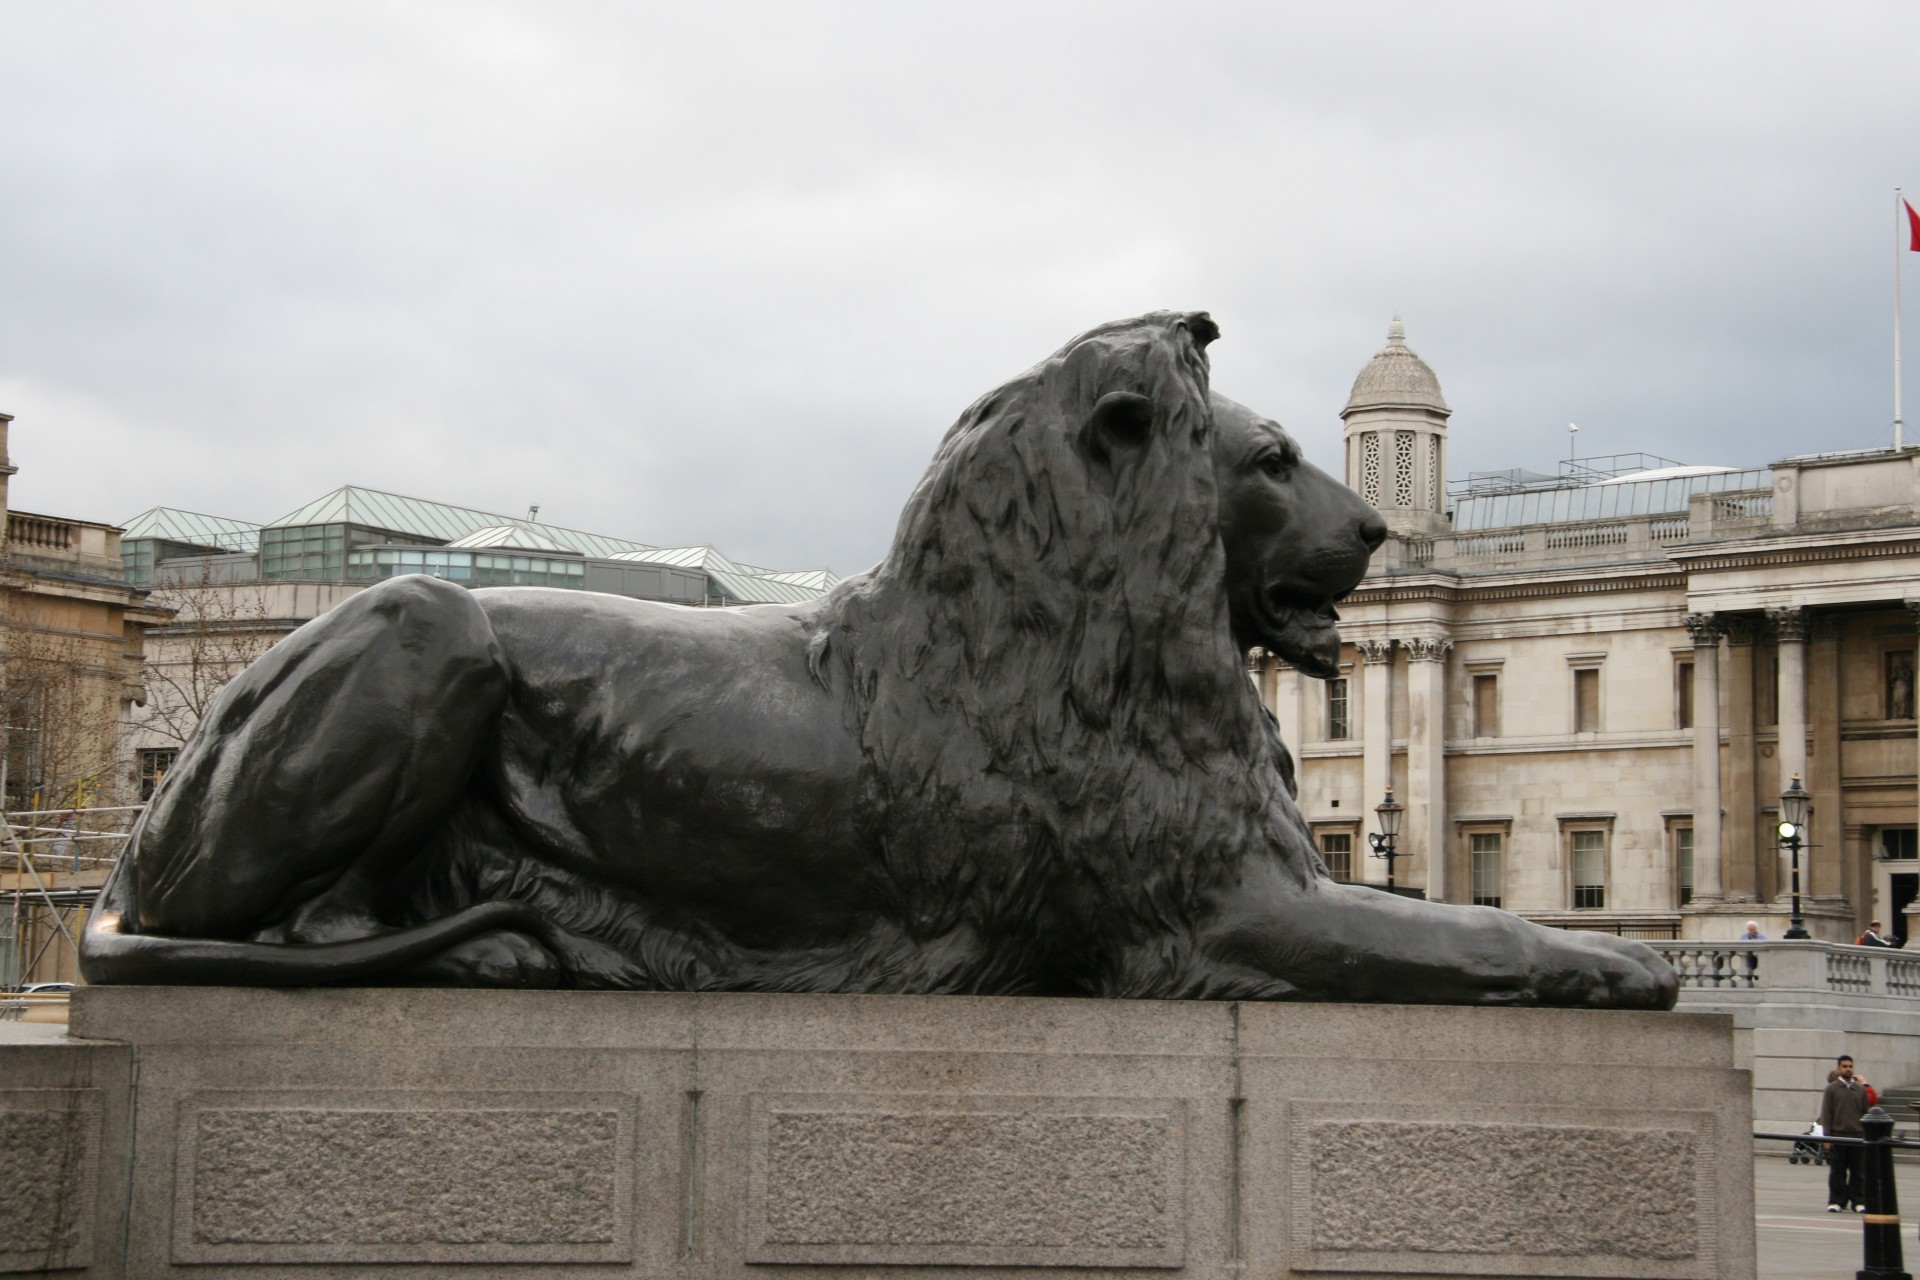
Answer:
[4, 1, 1917, 571]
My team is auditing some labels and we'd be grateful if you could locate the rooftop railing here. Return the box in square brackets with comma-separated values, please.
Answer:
[1660, 939, 1920, 997]
[6, 513, 76, 552]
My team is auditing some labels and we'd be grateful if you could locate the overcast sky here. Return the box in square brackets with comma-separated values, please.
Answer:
[4, 2, 1916, 574]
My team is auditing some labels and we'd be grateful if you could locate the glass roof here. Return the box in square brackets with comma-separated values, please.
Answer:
[239, 486, 831, 604]
[119, 506, 262, 553]
[445, 525, 585, 555]
[759, 569, 842, 590]
[608, 546, 824, 604]
[264, 485, 654, 559]
[1451, 467, 1771, 531]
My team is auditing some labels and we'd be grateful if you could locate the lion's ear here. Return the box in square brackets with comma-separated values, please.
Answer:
[1086, 391, 1155, 466]
[1183, 312, 1221, 349]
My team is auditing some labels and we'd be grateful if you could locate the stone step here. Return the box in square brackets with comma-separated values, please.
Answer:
[1875, 1085, 1920, 1126]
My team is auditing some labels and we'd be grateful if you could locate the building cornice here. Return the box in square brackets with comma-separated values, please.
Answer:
[1664, 526, 1920, 572]
[1355, 567, 1685, 606]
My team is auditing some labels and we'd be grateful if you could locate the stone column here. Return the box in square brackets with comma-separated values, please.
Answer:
[1405, 637, 1452, 902]
[1269, 657, 1304, 761]
[1723, 617, 1759, 900]
[1357, 639, 1395, 887]
[1768, 606, 1809, 903]
[1684, 614, 1725, 903]
[1809, 616, 1844, 901]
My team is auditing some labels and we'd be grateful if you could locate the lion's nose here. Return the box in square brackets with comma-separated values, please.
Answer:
[1358, 510, 1388, 551]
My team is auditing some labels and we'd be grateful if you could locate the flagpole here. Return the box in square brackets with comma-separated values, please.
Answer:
[1898, 187, 1905, 451]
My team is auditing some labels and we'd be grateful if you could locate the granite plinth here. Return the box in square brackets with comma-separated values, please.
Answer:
[1, 988, 1752, 1279]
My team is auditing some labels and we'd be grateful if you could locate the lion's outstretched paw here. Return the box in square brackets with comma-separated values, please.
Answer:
[1544, 933, 1679, 1010]
[399, 929, 562, 989]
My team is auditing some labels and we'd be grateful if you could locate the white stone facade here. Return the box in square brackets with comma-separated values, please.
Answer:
[1260, 330, 1920, 944]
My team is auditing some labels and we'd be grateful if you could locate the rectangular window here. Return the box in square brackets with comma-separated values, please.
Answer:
[138, 748, 178, 800]
[1675, 826, 1695, 906]
[1472, 674, 1499, 738]
[1327, 678, 1350, 740]
[1675, 661, 1694, 730]
[1469, 833, 1503, 907]
[1571, 830, 1607, 909]
[1574, 668, 1601, 733]
[1320, 832, 1353, 882]
[1882, 828, 1918, 861]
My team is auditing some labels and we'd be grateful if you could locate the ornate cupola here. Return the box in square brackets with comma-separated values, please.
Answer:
[1341, 319, 1451, 537]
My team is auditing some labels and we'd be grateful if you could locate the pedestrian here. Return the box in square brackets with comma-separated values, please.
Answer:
[1819, 1054, 1873, 1212]
[1740, 921, 1767, 941]
[1857, 920, 1896, 947]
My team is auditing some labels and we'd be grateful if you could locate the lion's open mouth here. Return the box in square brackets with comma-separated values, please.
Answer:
[1255, 585, 1347, 679]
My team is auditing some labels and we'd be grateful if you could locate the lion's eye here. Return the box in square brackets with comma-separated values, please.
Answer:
[1259, 453, 1293, 479]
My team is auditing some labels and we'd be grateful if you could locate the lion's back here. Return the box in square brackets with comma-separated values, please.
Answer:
[471, 587, 871, 913]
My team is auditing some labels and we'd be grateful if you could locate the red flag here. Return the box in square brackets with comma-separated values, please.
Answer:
[1908, 198, 1920, 252]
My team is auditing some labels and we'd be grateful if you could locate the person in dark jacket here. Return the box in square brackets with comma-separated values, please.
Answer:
[1857, 921, 1897, 947]
[1819, 1054, 1873, 1211]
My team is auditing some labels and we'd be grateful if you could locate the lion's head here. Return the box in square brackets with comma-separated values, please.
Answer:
[1212, 394, 1385, 678]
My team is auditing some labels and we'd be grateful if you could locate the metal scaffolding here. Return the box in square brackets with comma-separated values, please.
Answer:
[0, 804, 139, 995]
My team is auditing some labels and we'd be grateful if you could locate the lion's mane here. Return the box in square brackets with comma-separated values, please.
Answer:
[822, 311, 1312, 996]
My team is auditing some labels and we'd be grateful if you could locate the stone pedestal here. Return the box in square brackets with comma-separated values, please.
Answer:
[4, 988, 1753, 1279]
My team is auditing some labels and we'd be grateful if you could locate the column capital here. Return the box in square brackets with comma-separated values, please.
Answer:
[1684, 613, 1726, 645]
[1810, 614, 1843, 643]
[1723, 615, 1760, 647]
[1355, 639, 1395, 665]
[1906, 600, 1920, 630]
[1766, 606, 1809, 643]
[1404, 637, 1453, 663]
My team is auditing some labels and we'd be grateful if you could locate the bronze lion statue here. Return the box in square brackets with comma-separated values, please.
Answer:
[83, 311, 1676, 1008]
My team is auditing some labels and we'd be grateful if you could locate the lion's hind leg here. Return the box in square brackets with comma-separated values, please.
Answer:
[81, 575, 525, 986]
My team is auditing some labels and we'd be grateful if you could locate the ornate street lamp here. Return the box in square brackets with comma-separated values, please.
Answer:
[1369, 785, 1407, 892]
[1778, 774, 1811, 940]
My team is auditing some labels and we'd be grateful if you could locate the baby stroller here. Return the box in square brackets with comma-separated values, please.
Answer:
[1788, 1123, 1828, 1166]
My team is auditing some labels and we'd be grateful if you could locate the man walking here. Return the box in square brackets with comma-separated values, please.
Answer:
[1819, 1054, 1873, 1211]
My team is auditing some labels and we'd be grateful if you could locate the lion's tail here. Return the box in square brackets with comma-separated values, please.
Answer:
[78, 847, 549, 987]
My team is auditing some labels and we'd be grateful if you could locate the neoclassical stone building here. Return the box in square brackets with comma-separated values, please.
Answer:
[1257, 324, 1920, 942]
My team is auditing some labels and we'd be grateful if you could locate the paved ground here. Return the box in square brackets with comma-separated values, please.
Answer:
[1758, 1151, 1904, 1279]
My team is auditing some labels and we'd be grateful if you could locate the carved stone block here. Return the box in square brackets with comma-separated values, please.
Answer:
[0, 1089, 100, 1274]
[171, 1090, 636, 1265]
[746, 1094, 1186, 1267]
[1288, 1105, 1716, 1277]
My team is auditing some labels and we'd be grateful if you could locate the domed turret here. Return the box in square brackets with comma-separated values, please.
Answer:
[1343, 319, 1449, 417]
[1342, 319, 1451, 537]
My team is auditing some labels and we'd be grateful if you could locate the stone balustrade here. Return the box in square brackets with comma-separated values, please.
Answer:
[7, 512, 77, 551]
[3, 509, 123, 572]
[1660, 939, 1920, 997]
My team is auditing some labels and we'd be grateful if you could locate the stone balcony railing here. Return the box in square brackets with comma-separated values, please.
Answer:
[7, 512, 78, 552]
[1659, 939, 1920, 997]
[4, 509, 125, 574]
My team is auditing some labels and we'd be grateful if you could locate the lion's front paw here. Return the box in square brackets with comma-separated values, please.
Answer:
[1542, 933, 1679, 1010]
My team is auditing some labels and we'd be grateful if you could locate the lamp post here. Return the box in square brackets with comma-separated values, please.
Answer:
[1778, 773, 1811, 940]
[1368, 785, 1406, 892]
